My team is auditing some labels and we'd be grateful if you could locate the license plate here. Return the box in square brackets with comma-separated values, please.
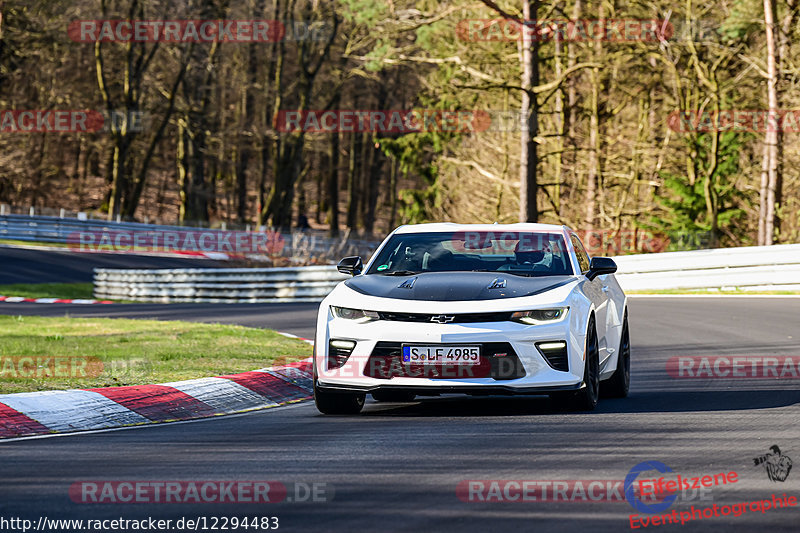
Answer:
[401, 345, 481, 365]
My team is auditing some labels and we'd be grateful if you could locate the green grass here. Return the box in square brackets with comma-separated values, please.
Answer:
[0, 283, 95, 300]
[0, 315, 312, 394]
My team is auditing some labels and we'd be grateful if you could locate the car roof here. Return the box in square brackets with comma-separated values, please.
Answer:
[392, 222, 571, 235]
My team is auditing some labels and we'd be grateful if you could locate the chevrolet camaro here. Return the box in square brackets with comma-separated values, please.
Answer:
[313, 223, 629, 414]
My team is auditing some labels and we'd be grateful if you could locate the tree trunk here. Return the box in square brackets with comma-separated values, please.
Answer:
[388, 155, 398, 231]
[763, 0, 780, 244]
[758, 141, 769, 245]
[127, 50, 191, 220]
[566, 0, 582, 142]
[177, 121, 189, 222]
[585, 68, 599, 228]
[364, 136, 382, 236]
[565, 0, 583, 206]
[518, 0, 539, 223]
[552, 36, 563, 218]
[584, 3, 606, 229]
[346, 131, 361, 230]
[327, 128, 340, 236]
[262, 0, 337, 229]
[265, 132, 304, 229]
[236, 21, 260, 224]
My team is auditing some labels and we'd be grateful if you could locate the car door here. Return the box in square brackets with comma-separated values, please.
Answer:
[570, 233, 611, 363]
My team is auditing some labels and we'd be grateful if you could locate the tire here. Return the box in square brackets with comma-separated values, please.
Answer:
[314, 382, 365, 415]
[371, 390, 416, 402]
[602, 311, 630, 398]
[552, 316, 600, 411]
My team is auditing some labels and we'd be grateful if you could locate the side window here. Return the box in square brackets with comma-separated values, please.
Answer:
[570, 234, 591, 273]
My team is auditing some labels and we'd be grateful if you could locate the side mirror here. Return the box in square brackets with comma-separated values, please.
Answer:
[337, 256, 363, 276]
[586, 256, 617, 281]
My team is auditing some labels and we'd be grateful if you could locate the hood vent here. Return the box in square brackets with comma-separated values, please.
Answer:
[488, 278, 507, 289]
[398, 277, 417, 289]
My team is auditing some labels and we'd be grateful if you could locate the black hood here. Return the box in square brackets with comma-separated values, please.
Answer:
[343, 272, 574, 301]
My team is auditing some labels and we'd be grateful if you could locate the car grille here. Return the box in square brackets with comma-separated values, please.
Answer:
[377, 311, 514, 323]
[365, 342, 526, 380]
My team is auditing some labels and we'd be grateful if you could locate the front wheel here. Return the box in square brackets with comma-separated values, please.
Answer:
[551, 316, 600, 411]
[314, 382, 365, 415]
[602, 311, 630, 398]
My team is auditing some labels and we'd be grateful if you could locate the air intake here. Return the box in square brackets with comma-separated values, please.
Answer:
[536, 341, 569, 372]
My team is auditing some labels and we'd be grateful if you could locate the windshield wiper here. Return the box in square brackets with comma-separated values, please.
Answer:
[380, 270, 421, 276]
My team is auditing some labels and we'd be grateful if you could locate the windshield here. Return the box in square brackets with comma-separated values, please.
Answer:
[366, 231, 573, 277]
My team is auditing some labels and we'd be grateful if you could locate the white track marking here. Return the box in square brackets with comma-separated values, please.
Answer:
[0, 390, 149, 431]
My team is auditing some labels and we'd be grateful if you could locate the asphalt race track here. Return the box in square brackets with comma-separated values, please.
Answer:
[0, 247, 229, 284]
[1, 297, 799, 532]
[0, 302, 319, 339]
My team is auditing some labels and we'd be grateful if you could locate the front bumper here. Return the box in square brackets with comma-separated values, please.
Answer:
[315, 380, 584, 396]
[315, 308, 587, 393]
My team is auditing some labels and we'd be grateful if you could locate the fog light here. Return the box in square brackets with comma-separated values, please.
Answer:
[331, 339, 356, 350]
[538, 341, 567, 351]
[536, 340, 569, 372]
[328, 339, 356, 369]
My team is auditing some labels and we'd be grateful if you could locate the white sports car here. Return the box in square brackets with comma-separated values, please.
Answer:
[313, 223, 629, 414]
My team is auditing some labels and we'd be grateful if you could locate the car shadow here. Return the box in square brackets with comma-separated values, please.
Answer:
[359, 388, 800, 417]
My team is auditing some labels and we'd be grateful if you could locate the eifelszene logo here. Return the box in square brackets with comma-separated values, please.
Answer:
[625, 461, 678, 514]
[624, 461, 735, 515]
[753, 446, 793, 482]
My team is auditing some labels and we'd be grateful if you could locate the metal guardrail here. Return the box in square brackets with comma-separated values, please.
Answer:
[613, 243, 800, 292]
[93, 244, 800, 303]
[0, 213, 379, 263]
[93, 266, 349, 303]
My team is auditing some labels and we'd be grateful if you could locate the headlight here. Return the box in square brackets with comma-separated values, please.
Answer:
[331, 306, 379, 323]
[511, 307, 569, 325]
